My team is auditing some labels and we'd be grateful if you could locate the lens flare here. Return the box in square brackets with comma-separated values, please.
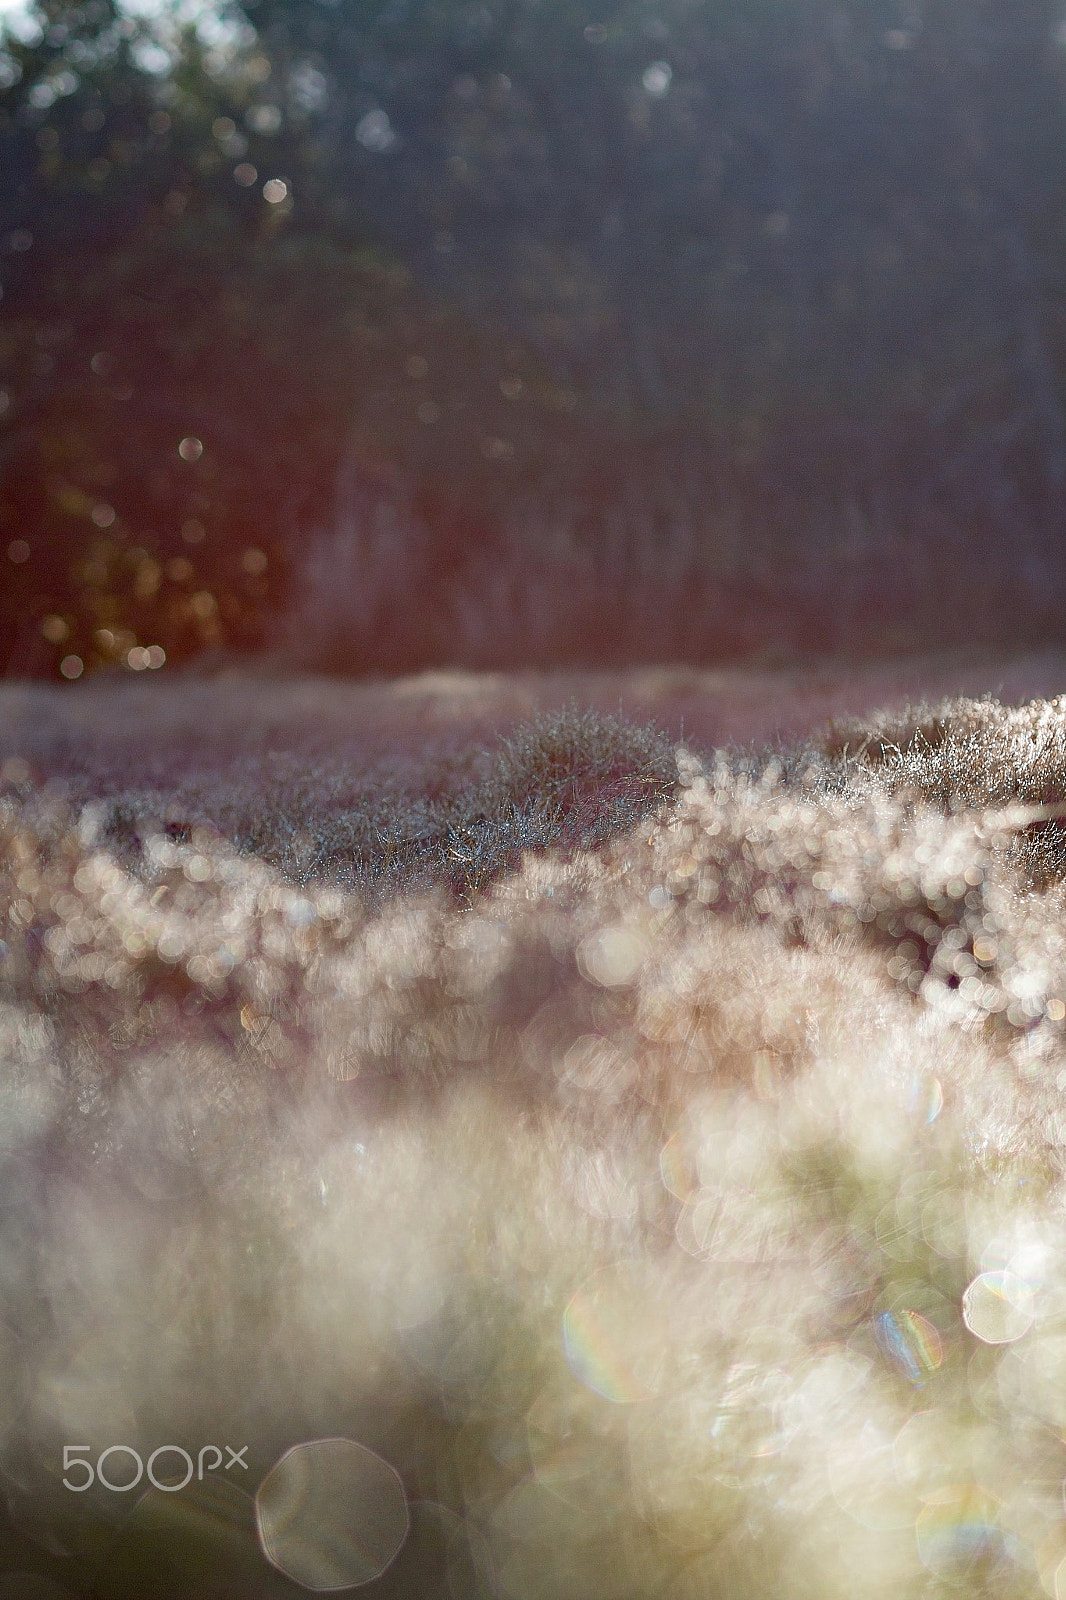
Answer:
[562, 1265, 667, 1404]
[915, 1485, 1005, 1573]
[874, 1310, 943, 1385]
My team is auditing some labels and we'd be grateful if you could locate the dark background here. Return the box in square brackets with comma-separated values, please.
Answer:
[2, 0, 1066, 678]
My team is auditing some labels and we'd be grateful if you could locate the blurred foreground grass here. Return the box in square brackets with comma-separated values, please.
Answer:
[3, 668, 1066, 1595]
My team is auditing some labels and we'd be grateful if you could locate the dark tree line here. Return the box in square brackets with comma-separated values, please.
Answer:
[3, 0, 1066, 675]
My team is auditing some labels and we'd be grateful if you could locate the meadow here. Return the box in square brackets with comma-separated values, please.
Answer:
[3, 657, 1066, 1596]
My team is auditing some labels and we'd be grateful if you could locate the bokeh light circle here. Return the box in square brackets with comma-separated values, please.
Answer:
[962, 1271, 1035, 1345]
[255, 1437, 409, 1590]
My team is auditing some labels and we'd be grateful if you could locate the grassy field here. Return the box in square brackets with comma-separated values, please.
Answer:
[4, 654, 1066, 1596]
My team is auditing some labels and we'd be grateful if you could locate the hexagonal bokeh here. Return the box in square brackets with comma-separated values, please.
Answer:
[255, 1437, 410, 1591]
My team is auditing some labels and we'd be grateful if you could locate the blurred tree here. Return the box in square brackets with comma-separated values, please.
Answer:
[0, 0, 500, 674]
[3, 0, 1066, 676]
[0, 0, 307, 674]
[205, 0, 1066, 652]
[232, 0, 1066, 412]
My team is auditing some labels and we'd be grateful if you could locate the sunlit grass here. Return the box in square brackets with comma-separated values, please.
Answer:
[2, 690, 1066, 1593]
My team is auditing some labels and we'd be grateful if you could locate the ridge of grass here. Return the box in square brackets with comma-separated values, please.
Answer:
[74, 703, 679, 905]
